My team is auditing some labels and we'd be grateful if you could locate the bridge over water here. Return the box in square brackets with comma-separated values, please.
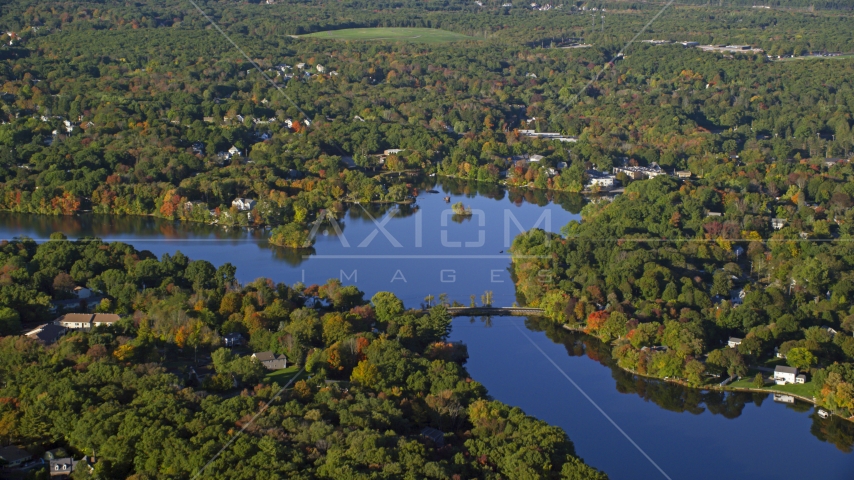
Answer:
[446, 307, 544, 317]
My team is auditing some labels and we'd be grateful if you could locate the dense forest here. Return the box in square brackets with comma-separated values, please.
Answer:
[0, 0, 852, 241]
[2, 0, 854, 475]
[511, 158, 854, 416]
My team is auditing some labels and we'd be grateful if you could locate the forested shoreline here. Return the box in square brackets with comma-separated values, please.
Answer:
[0, 235, 608, 479]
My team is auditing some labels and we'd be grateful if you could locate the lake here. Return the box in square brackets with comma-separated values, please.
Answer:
[1, 179, 852, 479]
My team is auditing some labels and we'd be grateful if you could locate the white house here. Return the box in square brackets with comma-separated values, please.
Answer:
[587, 176, 615, 188]
[796, 374, 806, 384]
[528, 154, 544, 162]
[231, 198, 257, 211]
[771, 218, 786, 230]
[228, 146, 242, 157]
[56, 313, 93, 330]
[296, 63, 306, 69]
[727, 337, 742, 348]
[56, 313, 120, 330]
[773, 365, 798, 385]
[316, 64, 326, 73]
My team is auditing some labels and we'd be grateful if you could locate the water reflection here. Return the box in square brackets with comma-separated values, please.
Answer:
[524, 317, 854, 453]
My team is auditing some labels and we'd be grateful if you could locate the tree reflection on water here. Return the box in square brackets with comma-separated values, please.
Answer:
[525, 316, 854, 453]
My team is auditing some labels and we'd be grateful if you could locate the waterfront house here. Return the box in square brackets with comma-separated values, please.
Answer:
[727, 337, 742, 348]
[251, 351, 288, 370]
[773, 365, 798, 385]
[586, 169, 617, 189]
[231, 198, 256, 211]
[796, 374, 806, 384]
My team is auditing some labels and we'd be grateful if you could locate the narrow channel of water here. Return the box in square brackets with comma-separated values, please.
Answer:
[449, 317, 854, 480]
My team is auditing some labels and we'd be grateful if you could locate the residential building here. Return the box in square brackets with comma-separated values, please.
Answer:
[50, 457, 80, 477]
[25, 324, 67, 345]
[223, 332, 245, 347]
[0, 446, 32, 468]
[57, 313, 94, 329]
[727, 337, 742, 348]
[675, 170, 692, 179]
[420, 427, 445, 446]
[517, 130, 578, 142]
[613, 163, 666, 180]
[773, 365, 798, 385]
[771, 218, 786, 230]
[796, 374, 807, 384]
[252, 351, 288, 370]
[586, 169, 617, 189]
[231, 198, 257, 211]
[55, 313, 120, 330]
[92, 313, 120, 327]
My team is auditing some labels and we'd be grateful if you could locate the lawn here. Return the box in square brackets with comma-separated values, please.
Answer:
[301, 28, 475, 43]
[728, 376, 817, 398]
[264, 365, 303, 386]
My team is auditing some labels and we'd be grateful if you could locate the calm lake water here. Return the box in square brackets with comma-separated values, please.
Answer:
[1, 179, 852, 479]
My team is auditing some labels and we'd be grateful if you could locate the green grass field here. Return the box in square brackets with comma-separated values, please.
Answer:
[264, 365, 302, 386]
[302, 28, 474, 43]
[729, 376, 817, 398]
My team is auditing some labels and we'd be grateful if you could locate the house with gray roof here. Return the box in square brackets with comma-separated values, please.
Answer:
[251, 351, 287, 370]
[0, 445, 32, 467]
[25, 323, 67, 345]
[420, 427, 445, 446]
